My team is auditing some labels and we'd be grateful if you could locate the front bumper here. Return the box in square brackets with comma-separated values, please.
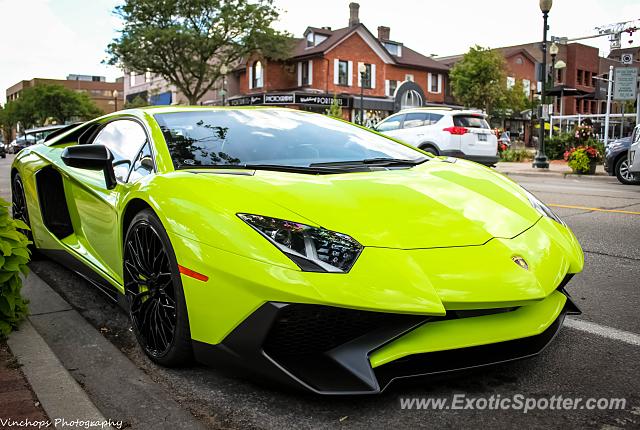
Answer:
[193, 287, 580, 394]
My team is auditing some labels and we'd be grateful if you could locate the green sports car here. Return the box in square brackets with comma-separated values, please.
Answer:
[12, 107, 583, 394]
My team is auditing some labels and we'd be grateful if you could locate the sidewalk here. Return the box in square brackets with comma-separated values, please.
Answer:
[495, 160, 611, 180]
[0, 341, 49, 428]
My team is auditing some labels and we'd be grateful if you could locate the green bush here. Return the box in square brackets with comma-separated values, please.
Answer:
[500, 149, 532, 162]
[0, 199, 31, 338]
[546, 133, 573, 160]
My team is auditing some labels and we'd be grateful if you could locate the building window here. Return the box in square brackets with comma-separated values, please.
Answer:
[338, 60, 349, 86]
[405, 74, 414, 82]
[383, 42, 401, 56]
[430, 73, 439, 92]
[515, 56, 523, 65]
[252, 61, 264, 89]
[577, 69, 583, 85]
[361, 64, 372, 88]
[301, 61, 310, 85]
[387, 80, 398, 96]
[306, 32, 314, 47]
[557, 68, 563, 83]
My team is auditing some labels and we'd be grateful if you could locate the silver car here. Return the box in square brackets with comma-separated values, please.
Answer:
[629, 124, 640, 179]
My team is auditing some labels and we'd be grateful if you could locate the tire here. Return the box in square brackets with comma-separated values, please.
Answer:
[614, 156, 640, 185]
[419, 144, 439, 156]
[124, 209, 193, 366]
[12, 174, 33, 242]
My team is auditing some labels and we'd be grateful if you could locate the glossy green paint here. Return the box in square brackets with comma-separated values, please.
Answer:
[369, 290, 568, 368]
[11, 106, 584, 356]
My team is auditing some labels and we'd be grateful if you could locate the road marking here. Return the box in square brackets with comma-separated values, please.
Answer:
[549, 203, 640, 215]
[565, 317, 640, 347]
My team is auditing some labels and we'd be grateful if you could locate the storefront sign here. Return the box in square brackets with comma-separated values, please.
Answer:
[229, 93, 352, 107]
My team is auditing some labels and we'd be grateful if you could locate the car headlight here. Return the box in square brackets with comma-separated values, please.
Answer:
[523, 189, 565, 226]
[237, 214, 362, 273]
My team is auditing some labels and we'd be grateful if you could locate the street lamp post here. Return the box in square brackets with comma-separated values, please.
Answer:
[219, 64, 228, 107]
[549, 42, 558, 135]
[533, 0, 552, 169]
[358, 63, 366, 125]
[112, 90, 119, 112]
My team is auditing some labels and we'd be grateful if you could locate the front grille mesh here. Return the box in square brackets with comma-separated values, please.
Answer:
[263, 305, 409, 356]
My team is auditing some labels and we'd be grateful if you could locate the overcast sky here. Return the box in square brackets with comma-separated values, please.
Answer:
[1, 0, 638, 103]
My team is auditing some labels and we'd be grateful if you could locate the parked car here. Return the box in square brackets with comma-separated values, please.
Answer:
[10, 125, 68, 154]
[373, 108, 499, 166]
[12, 107, 583, 394]
[629, 124, 640, 181]
[604, 136, 639, 185]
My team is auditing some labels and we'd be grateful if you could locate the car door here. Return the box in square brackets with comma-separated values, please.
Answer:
[375, 114, 405, 140]
[63, 119, 149, 284]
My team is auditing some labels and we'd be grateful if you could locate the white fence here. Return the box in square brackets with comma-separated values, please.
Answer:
[548, 112, 638, 141]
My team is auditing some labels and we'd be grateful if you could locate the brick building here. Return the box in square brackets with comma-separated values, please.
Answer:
[6, 75, 124, 114]
[229, 2, 450, 127]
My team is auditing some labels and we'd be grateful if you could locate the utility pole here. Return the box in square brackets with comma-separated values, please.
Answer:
[604, 65, 613, 146]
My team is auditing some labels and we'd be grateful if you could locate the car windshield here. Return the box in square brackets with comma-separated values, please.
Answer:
[154, 109, 425, 169]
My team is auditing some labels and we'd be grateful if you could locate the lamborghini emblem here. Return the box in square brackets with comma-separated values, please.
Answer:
[512, 256, 529, 270]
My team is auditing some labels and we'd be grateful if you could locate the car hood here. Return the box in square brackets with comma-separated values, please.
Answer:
[193, 159, 541, 249]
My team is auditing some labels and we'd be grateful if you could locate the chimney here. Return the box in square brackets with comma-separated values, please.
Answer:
[378, 26, 390, 41]
[349, 2, 360, 27]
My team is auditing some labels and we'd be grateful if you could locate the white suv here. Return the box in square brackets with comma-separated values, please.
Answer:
[374, 108, 499, 166]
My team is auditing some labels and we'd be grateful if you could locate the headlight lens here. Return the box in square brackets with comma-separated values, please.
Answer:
[523, 189, 564, 226]
[238, 214, 363, 273]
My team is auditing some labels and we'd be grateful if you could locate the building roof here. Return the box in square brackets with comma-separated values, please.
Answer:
[291, 24, 448, 71]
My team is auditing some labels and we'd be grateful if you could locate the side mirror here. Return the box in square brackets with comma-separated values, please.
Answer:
[61, 144, 117, 190]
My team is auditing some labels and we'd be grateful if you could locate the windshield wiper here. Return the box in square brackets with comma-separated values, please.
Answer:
[178, 163, 348, 174]
[310, 157, 428, 167]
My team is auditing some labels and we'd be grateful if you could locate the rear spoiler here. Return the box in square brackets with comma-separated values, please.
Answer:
[43, 122, 84, 143]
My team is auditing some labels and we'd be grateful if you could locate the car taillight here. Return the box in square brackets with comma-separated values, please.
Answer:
[443, 126, 468, 135]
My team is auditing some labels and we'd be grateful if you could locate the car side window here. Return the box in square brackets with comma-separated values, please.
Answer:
[377, 115, 404, 132]
[128, 143, 154, 183]
[427, 113, 444, 125]
[92, 120, 147, 181]
[403, 113, 428, 129]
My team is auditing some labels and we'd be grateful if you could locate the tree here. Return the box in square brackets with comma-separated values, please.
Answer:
[449, 46, 507, 116]
[493, 80, 530, 120]
[325, 94, 342, 119]
[0, 103, 18, 143]
[125, 95, 150, 109]
[107, 0, 293, 105]
[18, 85, 103, 125]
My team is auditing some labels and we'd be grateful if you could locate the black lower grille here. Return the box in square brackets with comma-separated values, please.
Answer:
[263, 304, 411, 356]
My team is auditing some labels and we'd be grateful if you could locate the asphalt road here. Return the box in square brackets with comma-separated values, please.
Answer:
[2, 154, 639, 429]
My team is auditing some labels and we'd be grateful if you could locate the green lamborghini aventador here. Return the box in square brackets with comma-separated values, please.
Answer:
[11, 106, 583, 394]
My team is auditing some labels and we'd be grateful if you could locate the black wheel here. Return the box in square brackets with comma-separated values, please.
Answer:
[615, 156, 640, 185]
[12, 174, 33, 240]
[124, 209, 193, 366]
[420, 144, 439, 156]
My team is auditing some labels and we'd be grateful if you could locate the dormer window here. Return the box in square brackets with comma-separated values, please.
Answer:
[383, 42, 401, 57]
[305, 32, 328, 48]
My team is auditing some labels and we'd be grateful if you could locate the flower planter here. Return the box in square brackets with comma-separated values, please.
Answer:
[572, 161, 597, 175]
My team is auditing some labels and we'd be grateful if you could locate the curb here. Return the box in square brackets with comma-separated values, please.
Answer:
[7, 311, 110, 429]
[11, 272, 206, 430]
[497, 170, 616, 181]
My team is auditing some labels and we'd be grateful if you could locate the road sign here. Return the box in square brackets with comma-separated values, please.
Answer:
[621, 53, 633, 64]
[613, 67, 638, 100]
